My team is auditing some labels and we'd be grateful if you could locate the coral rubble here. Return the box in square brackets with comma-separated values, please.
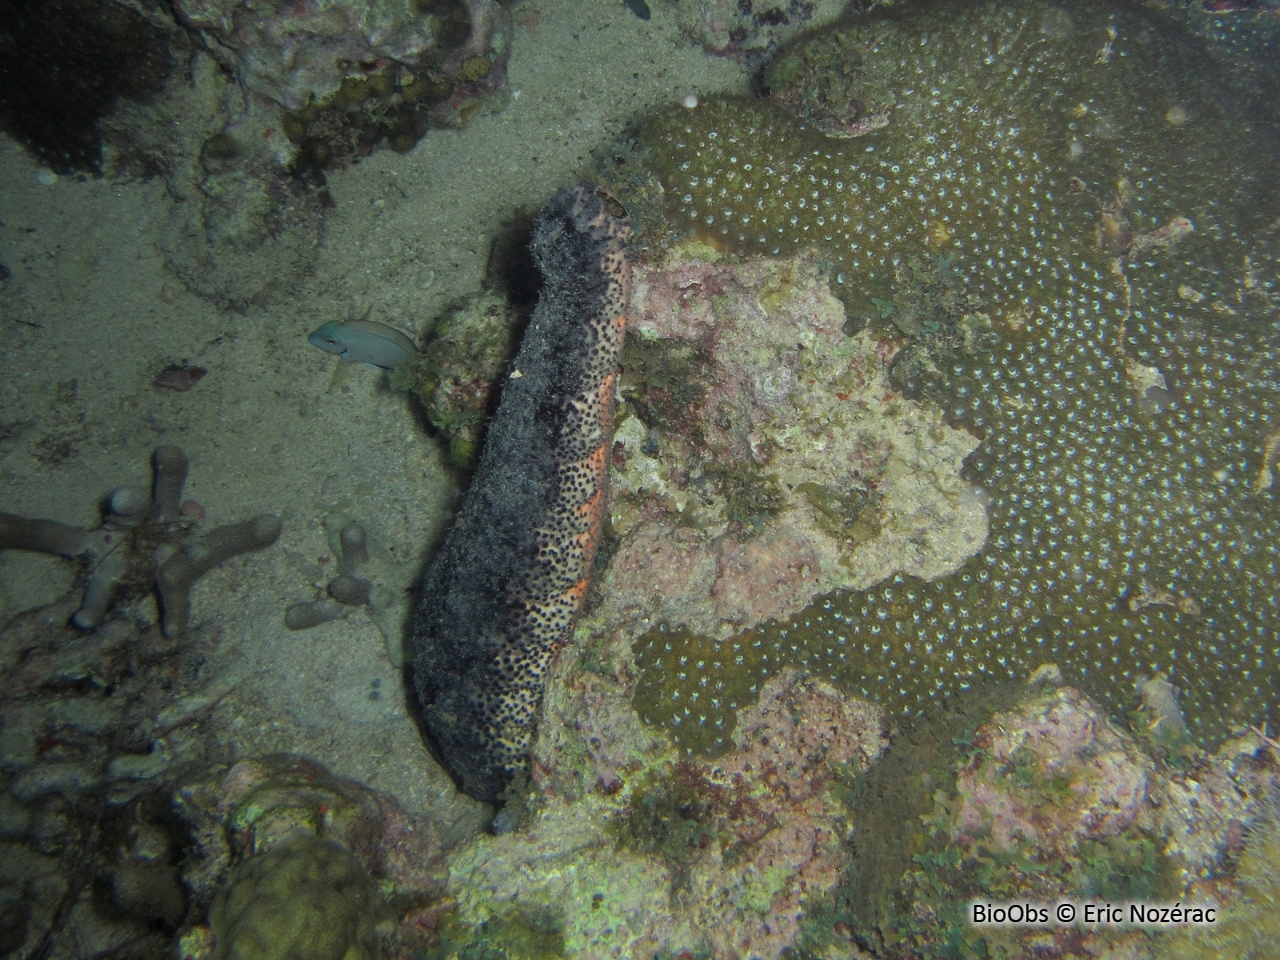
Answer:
[0, 445, 281, 638]
[442, 670, 884, 959]
[172, 0, 511, 171]
[172, 755, 447, 960]
[0, 562, 263, 958]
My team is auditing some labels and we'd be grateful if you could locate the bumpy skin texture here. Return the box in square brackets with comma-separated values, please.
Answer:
[410, 186, 630, 803]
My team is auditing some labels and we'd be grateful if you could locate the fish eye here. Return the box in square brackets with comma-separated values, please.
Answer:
[324, 336, 339, 346]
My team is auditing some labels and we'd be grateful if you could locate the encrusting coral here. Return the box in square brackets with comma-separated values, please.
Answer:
[621, 0, 1280, 750]
[827, 680, 1280, 959]
[0, 445, 281, 638]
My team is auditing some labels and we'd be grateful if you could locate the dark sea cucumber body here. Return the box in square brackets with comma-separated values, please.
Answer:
[409, 186, 630, 803]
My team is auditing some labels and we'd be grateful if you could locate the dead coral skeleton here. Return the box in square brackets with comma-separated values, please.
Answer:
[284, 520, 374, 631]
[0, 445, 281, 638]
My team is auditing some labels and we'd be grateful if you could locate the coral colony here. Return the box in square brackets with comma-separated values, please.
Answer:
[629, 0, 1280, 751]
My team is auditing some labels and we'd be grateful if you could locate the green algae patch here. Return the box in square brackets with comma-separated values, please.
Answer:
[795, 481, 880, 555]
[619, 335, 713, 446]
[457, 54, 493, 84]
[879, 253, 1001, 401]
[423, 909, 566, 960]
[708, 464, 788, 534]
[285, 66, 431, 172]
[608, 763, 725, 893]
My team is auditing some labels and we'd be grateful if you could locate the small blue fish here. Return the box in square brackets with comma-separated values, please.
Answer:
[308, 318, 419, 371]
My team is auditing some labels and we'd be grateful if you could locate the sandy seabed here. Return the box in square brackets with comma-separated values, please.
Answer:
[0, 0, 748, 836]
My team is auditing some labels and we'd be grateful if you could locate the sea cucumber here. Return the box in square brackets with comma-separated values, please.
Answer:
[409, 185, 630, 803]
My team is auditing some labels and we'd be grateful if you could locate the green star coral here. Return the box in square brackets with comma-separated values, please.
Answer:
[630, 0, 1280, 750]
